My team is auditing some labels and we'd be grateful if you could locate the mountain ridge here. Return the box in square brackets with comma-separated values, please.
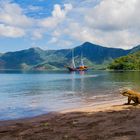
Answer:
[0, 42, 139, 70]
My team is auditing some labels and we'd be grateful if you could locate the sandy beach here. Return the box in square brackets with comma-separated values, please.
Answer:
[0, 99, 140, 140]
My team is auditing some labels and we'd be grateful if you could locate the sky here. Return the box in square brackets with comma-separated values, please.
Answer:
[0, 0, 140, 52]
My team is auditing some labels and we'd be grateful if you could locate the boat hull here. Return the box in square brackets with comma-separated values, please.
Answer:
[67, 66, 88, 72]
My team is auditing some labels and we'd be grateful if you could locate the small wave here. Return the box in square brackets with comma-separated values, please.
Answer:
[90, 98, 126, 106]
[79, 74, 99, 78]
[89, 94, 114, 100]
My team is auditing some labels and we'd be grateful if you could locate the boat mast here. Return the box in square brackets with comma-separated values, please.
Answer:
[72, 48, 76, 68]
[80, 47, 84, 67]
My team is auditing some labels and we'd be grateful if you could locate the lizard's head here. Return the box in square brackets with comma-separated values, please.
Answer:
[120, 89, 133, 96]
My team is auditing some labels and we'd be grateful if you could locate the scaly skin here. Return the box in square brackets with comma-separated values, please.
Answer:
[121, 89, 140, 105]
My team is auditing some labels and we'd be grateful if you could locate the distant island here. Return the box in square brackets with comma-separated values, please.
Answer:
[0, 42, 140, 70]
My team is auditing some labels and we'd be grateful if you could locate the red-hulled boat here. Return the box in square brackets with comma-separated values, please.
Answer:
[66, 49, 88, 72]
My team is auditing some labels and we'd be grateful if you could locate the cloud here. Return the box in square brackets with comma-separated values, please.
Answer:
[0, 0, 140, 49]
[32, 29, 43, 39]
[27, 5, 43, 12]
[0, 1, 32, 38]
[40, 4, 72, 28]
[48, 37, 73, 49]
[49, 37, 58, 44]
[54, 0, 140, 49]
[83, 0, 140, 48]
[31, 3, 73, 40]
[85, 0, 140, 31]
[0, 24, 25, 38]
[0, 1, 32, 27]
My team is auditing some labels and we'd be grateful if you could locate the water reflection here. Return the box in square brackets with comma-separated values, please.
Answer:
[71, 72, 76, 92]
[0, 71, 140, 120]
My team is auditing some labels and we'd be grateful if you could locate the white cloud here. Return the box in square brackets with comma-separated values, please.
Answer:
[32, 29, 43, 39]
[0, 24, 25, 38]
[85, 0, 140, 31]
[49, 37, 58, 44]
[54, 0, 140, 49]
[40, 4, 72, 28]
[0, 1, 33, 38]
[48, 38, 73, 49]
[27, 5, 43, 12]
[83, 0, 140, 48]
[0, 1, 32, 27]
[0, 0, 140, 49]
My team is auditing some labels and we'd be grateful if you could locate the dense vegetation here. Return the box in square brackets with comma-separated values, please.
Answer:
[0, 42, 139, 70]
[108, 51, 140, 70]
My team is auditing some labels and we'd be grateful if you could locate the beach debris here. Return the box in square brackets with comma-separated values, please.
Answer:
[44, 122, 49, 127]
[71, 120, 78, 127]
[63, 134, 69, 139]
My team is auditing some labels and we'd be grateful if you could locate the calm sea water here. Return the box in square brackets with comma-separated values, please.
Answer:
[0, 70, 140, 120]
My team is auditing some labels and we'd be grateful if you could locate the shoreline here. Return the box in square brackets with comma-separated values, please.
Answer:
[1, 98, 140, 140]
[0, 98, 126, 124]
[60, 98, 126, 113]
[0, 97, 125, 122]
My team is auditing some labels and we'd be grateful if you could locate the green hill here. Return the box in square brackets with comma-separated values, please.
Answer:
[0, 42, 139, 70]
[108, 51, 140, 70]
[0, 48, 46, 69]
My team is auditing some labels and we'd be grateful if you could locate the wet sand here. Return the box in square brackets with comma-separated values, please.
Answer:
[0, 100, 140, 140]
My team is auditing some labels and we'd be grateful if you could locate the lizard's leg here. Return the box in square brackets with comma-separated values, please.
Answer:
[127, 96, 131, 104]
[133, 97, 139, 106]
[124, 97, 131, 105]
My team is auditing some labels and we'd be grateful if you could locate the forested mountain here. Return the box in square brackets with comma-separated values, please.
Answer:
[108, 51, 140, 70]
[0, 42, 139, 70]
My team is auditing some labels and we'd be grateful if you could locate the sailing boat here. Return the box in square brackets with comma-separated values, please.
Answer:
[66, 49, 88, 72]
